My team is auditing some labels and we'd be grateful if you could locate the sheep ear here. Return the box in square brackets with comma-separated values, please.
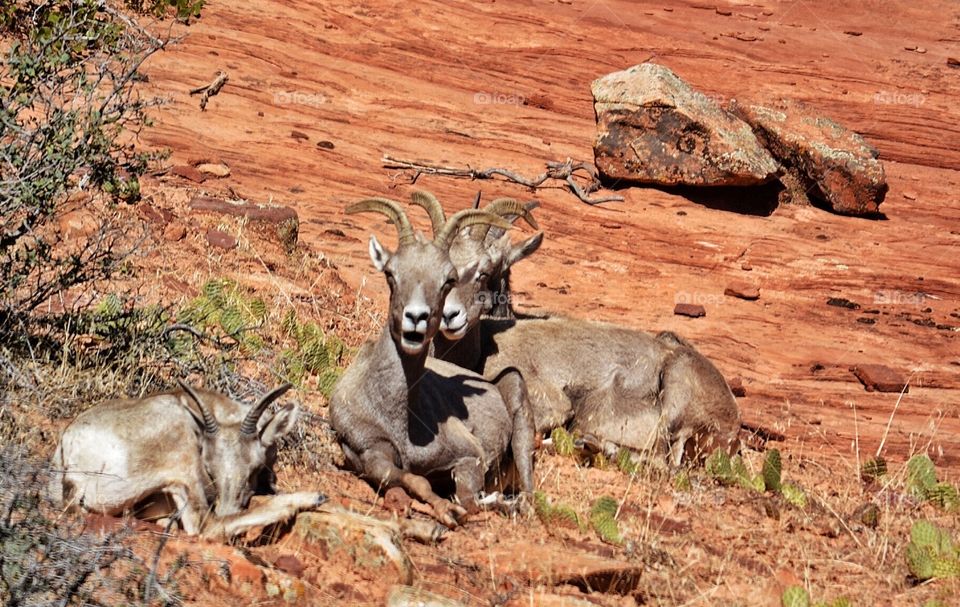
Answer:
[369, 235, 391, 271]
[505, 232, 543, 268]
[260, 403, 299, 446]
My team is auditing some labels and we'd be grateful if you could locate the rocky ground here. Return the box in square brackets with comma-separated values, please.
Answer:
[28, 0, 960, 605]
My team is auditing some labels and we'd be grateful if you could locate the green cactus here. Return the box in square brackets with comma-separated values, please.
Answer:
[906, 454, 938, 498]
[277, 309, 344, 394]
[905, 520, 960, 581]
[925, 483, 960, 512]
[762, 449, 783, 492]
[533, 491, 581, 529]
[781, 585, 810, 607]
[615, 448, 640, 475]
[781, 482, 808, 509]
[179, 278, 268, 352]
[674, 470, 692, 491]
[589, 496, 623, 545]
[706, 448, 734, 483]
[550, 427, 576, 457]
[861, 456, 887, 482]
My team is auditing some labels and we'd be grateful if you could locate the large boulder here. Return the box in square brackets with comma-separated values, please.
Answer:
[592, 63, 779, 187]
[730, 99, 888, 216]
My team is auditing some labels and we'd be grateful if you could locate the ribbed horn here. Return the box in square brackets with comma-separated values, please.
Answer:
[345, 198, 415, 246]
[409, 191, 446, 237]
[434, 209, 512, 249]
[178, 379, 219, 435]
[240, 383, 293, 436]
[474, 198, 540, 240]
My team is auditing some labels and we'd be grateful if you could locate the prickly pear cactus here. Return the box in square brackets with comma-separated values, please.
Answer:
[781, 584, 810, 607]
[781, 482, 808, 509]
[533, 491, 581, 529]
[906, 454, 937, 498]
[589, 496, 623, 545]
[762, 449, 783, 492]
[905, 520, 960, 581]
[861, 456, 887, 482]
[550, 427, 576, 457]
[925, 483, 960, 512]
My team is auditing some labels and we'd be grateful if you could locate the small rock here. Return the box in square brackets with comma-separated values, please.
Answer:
[826, 297, 860, 310]
[58, 209, 98, 240]
[851, 364, 908, 393]
[290, 130, 309, 141]
[169, 164, 206, 183]
[728, 376, 747, 397]
[472, 544, 642, 594]
[272, 554, 305, 578]
[288, 509, 413, 585]
[730, 99, 887, 216]
[382, 487, 412, 516]
[948, 57, 960, 68]
[206, 228, 237, 250]
[902, 191, 917, 200]
[844, 30, 862, 36]
[741, 262, 753, 271]
[196, 162, 231, 178]
[724, 281, 760, 300]
[592, 63, 778, 187]
[138, 203, 173, 225]
[674, 303, 706, 318]
[386, 586, 465, 607]
[163, 222, 187, 242]
[316, 140, 336, 150]
[716, 7, 732, 15]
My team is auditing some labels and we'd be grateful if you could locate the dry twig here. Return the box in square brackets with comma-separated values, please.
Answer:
[189, 71, 228, 111]
[382, 155, 624, 205]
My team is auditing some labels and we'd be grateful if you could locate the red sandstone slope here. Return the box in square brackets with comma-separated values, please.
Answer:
[140, 0, 960, 468]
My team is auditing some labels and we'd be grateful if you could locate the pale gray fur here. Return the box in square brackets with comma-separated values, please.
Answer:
[329, 194, 534, 529]
[428, 200, 741, 467]
[50, 383, 324, 539]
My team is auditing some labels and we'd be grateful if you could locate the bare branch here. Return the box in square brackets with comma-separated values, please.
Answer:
[382, 155, 624, 205]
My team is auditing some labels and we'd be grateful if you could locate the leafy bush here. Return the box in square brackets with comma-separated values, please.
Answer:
[0, 1, 177, 322]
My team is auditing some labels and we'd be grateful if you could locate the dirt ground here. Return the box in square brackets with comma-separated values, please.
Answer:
[32, 0, 960, 605]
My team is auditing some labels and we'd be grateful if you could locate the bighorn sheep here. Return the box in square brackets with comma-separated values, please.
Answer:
[50, 381, 325, 539]
[329, 195, 535, 529]
[422, 196, 740, 467]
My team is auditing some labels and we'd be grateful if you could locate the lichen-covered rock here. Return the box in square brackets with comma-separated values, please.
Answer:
[592, 63, 779, 186]
[286, 509, 413, 585]
[729, 99, 888, 216]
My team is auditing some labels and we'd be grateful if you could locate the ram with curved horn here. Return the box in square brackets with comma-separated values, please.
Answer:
[330, 192, 536, 529]
[50, 381, 324, 539]
[423, 196, 741, 468]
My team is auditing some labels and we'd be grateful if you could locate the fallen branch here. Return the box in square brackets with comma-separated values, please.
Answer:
[189, 71, 228, 111]
[382, 155, 624, 205]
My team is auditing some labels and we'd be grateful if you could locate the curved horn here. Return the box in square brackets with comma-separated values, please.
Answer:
[345, 198, 415, 246]
[178, 379, 219, 435]
[409, 191, 446, 237]
[474, 198, 540, 240]
[240, 383, 293, 435]
[434, 209, 512, 249]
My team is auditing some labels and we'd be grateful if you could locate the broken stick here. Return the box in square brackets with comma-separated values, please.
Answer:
[382, 155, 624, 205]
[189, 71, 228, 111]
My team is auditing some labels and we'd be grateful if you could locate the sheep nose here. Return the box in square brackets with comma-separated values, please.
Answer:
[442, 307, 464, 328]
[403, 306, 430, 326]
